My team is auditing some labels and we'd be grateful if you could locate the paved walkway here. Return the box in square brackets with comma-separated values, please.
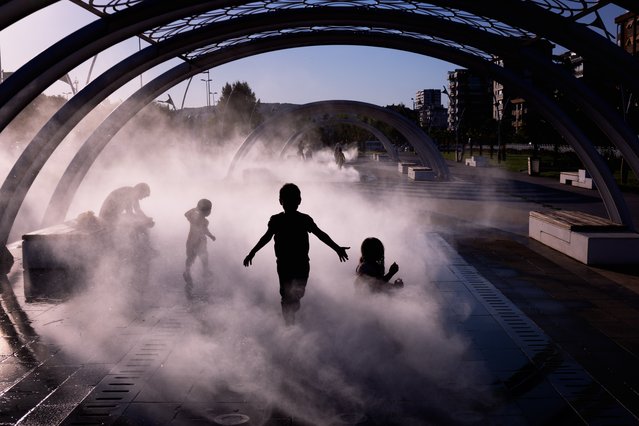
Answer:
[0, 157, 638, 425]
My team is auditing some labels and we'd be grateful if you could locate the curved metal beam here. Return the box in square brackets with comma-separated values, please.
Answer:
[227, 100, 446, 178]
[0, 0, 58, 31]
[431, 0, 639, 94]
[0, 0, 240, 133]
[38, 31, 632, 232]
[4, 6, 638, 187]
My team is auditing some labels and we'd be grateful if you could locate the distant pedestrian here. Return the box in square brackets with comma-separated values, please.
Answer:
[355, 237, 403, 294]
[243, 183, 349, 325]
[183, 199, 216, 298]
[334, 145, 346, 169]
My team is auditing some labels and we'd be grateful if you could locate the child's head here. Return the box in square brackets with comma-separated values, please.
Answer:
[279, 183, 301, 212]
[197, 198, 212, 216]
[361, 237, 384, 263]
[134, 182, 150, 199]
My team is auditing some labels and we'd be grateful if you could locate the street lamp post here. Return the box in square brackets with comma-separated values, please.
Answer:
[201, 70, 212, 107]
[442, 85, 464, 163]
[493, 94, 510, 164]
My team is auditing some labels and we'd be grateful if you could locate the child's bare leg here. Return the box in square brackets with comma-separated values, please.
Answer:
[199, 251, 212, 277]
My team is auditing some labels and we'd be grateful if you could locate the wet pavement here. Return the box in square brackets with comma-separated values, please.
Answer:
[1, 156, 639, 425]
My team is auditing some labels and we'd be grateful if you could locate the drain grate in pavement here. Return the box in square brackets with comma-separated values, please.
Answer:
[60, 311, 186, 425]
[430, 232, 637, 423]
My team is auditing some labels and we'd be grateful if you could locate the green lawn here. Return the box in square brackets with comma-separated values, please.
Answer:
[442, 150, 639, 192]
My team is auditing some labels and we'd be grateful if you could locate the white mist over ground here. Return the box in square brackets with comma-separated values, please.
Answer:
[8, 109, 493, 424]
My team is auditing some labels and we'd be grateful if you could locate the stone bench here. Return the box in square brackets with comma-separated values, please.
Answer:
[22, 214, 109, 301]
[560, 169, 593, 189]
[398, 162, 418, 174]
[372, 153, 390, 161]
[529, 210, 639, 265]
[408, 166, 435, 181]
[464, 156, 489, 167]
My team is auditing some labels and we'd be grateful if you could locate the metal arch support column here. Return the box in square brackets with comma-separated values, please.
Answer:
[279, 117, 400, 160]
[227, 100, 446, 177]
[38, 31, 632, 231]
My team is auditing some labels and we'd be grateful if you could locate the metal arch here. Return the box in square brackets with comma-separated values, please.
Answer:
[1, 2, 637, 177]
[0, 0, 231, 133]
[227, 100, 446, 177]
[278, 117, 402, 160]
[37, 31, 632, 231]
[441, 1, 639, 95]
[2, 0, 638, 137]
[1, 10, 636, 236]
[0, 0, 58, 31]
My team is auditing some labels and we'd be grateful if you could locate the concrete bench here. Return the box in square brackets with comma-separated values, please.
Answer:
[560, 169, 593, 189]
[408, 166, 435, 181]
[464, 156, 489, 167]
[529, 210, 639, 265]
[398, 162, 418, 174]
[22, 214, 109, 301]
[372, 153, 390, 161]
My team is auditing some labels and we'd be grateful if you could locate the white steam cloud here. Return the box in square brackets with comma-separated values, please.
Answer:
[7, 106, 493, 424]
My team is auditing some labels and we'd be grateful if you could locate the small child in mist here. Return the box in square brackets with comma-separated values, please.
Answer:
[183, 199, 216, 297]
[355, 237, 403, 294]
[243, 183, 349, 326]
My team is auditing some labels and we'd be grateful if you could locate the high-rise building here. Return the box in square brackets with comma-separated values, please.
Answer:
[616, 10, 638, 56]
[492, 38, 554, 132]
[414, 89, 441, 110]
[414, 89, 447, 129]
[447, 69, 492, 132]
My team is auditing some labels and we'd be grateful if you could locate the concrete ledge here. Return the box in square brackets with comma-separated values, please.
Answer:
[529, 210, 639, 265]
[398, 162, 418, 174]
[560, 169, 593, 189]
[372, 153, 390, 161]
[408, 166, 435, 181]
[464, 156, 489, 167]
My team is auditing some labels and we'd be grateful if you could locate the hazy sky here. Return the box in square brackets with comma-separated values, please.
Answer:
[0, 1, 628, 109]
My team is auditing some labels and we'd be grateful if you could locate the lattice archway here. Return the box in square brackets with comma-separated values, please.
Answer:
[0, 0, 638, 248]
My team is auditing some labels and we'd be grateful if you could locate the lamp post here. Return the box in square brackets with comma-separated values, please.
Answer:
[492, 92, 510, 164]
[442, 85, 464, 162]
[200, 70, 212, 107]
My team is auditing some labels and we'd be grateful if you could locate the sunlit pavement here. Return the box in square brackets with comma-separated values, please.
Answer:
[1, 156, 639, 425]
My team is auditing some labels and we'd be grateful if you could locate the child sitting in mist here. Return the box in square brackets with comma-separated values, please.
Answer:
[183, 199, 216, 298]
[243, 183, 349, 326]
[355, 237, 404, 294]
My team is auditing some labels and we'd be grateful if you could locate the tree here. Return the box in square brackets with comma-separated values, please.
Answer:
[217, 81, 262, 137]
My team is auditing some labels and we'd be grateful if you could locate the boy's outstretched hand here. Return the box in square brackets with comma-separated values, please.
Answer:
[243, 253, 254, 267]
[336, 246, 350, 262]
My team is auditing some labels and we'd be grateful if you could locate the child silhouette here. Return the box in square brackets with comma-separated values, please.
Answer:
[183, 199, 216, 298]
[244, 183, 349, 325]
[355, 237, 403, 294]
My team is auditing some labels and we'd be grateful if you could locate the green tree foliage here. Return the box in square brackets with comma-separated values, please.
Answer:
[217, 81, 262, 137]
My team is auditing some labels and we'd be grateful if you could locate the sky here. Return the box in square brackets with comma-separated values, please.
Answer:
[0, 1, 629, 110]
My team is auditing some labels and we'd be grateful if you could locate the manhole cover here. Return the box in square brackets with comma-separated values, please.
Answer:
[213, 413, 250, 425]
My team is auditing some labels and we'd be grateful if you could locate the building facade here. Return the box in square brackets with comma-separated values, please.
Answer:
[447, 69, 492, 132]
[616, 11, 638, 56]
[414, 89, 447, 129]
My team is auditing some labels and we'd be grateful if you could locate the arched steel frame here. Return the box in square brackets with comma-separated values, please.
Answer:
[37, 30, 632, 232]
[0, 2, 637, 245]
[228, 100, 448, 178]
[278, 117, 403, 160]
